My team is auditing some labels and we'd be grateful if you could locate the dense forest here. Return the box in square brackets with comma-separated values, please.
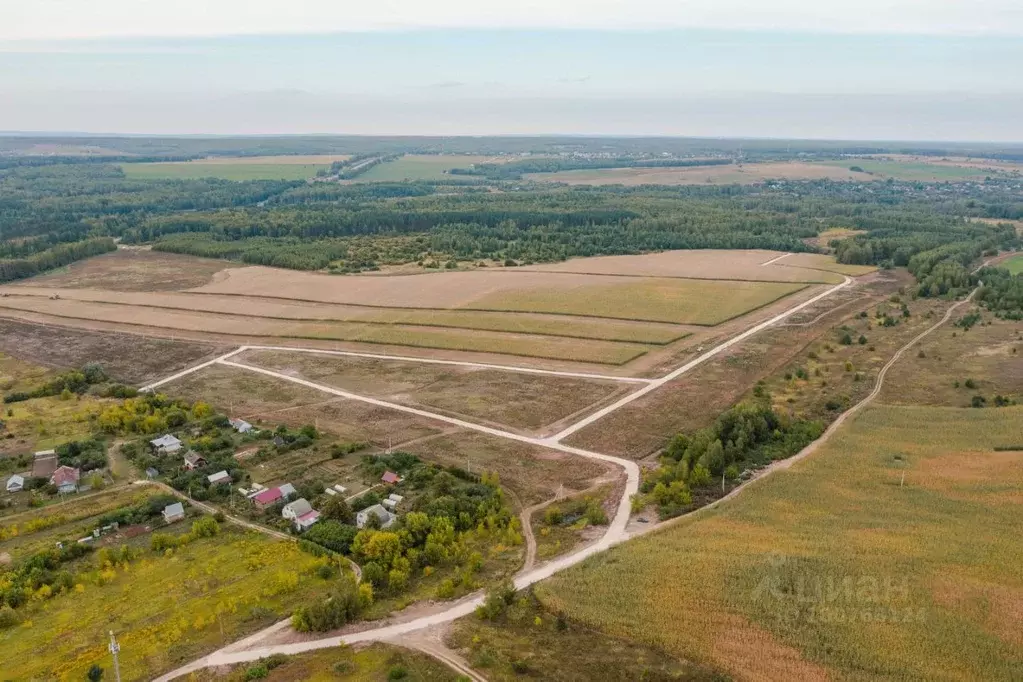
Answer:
[1, 136, 1021, 316]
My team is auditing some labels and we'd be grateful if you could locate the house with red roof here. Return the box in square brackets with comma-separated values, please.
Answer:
[251, 486, 283, 510]
[50, 465, 80, 494]
[381, 471, 401, 485]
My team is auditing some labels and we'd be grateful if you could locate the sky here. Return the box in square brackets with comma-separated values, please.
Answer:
[2, 1, 1022, 140]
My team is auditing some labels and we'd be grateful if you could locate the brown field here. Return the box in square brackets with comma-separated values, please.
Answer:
[237, 350, 630, 434]
[881, 313, 1023, 407]
[171, 155, 351, 165]
[525, 162, 873, 186]
[522, 249, 842, 283]
[813, 227, 867, 248]
[410, 430, 612, 506]
[17, 249, 234, 291]
[0, 317, 226, 384]
[3, 287, 689, 345]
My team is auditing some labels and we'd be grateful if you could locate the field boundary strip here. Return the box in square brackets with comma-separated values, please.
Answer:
[150, 274, 854, 682]
[0, 291, 689, 345]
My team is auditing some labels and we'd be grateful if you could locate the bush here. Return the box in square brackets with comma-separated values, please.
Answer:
[476, 580, 516, 621]
[964, 378, 977, 389]
[244, 665, 269, 680]
[388, 665, 408, 680]
[971, 395, 987, 408]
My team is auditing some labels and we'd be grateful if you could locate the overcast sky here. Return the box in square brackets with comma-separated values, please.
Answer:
[2, 1, 1021, 140]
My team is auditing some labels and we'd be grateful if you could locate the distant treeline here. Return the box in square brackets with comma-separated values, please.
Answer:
[0, 237, 115, 283]
[450, 157, 733, 180]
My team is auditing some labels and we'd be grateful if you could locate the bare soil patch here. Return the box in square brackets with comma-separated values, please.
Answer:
[0, 317, 225, 385]
[14, 249, 233, 291]
[237, 349, 630, 434]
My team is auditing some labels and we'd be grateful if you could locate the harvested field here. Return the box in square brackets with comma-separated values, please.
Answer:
[14, 249, 233, 291]
[354, 154, 502, 182]
[523, 249, 840, 283]
[236, 349, 631, 433]
[194, 265, 807, 323]
[0, 317, 226, 385]
[470, 278, 806, 324]
[3, 287, 689, 344]
[411, 430, 612, 506]
[0, 297, 651, 365]
[881, 313, 1023, 407]
[777, 252, 877, 277]
[538, 405, 1023, 681]
[526, 161, 876, 186]
[121, 155, 348, 180]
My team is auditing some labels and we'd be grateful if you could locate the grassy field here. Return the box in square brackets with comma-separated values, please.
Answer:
[881, 313, 1022, 407]
[0, 527, 336, 681]
[538, 405, 1023, 681]
[354, 155, 497, 182]
[470, 278, 807, 325]
[779, 252, 877, 276]
[16, 249, 234, 291]
[121, 155, 347, 181]
[817, 158, 1001, 182]
[195, 644, 462, 681]
[525, 162, 870, 186]
[238, 349, 629, 433]
[0, 393, 107, 456]
[1003, 254, 1023, 275]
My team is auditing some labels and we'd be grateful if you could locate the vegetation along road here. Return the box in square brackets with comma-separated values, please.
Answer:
[152, 275, 853, 680]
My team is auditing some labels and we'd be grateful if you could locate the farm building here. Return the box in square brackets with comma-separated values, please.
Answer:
[381, 471, 401, 485]
[357, 504, 396, 529]
[282, 498, 320, 531]
[162, 502, 185, 524]
[32, 450, 58, 478]
[151, 434, 183, 455]
[6, 474, 24, 493]
[252, 486, 283, 510]
[50, 466, 80, 494]
[183, 451, 207, 470]
[229, 418, 253, 434]
[145, 467, 159, 479]
[382, 493, 404, 510]
[207, 470, 231, 486]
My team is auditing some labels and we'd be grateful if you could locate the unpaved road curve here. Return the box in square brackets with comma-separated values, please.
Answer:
[151, 276, 853, 681]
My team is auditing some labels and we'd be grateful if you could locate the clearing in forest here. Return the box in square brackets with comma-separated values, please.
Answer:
[1003, 254, 1023, 275]
[120, 155, 348, 181]
[353, 155, 502, 182]
[537, 405, 1023, 681]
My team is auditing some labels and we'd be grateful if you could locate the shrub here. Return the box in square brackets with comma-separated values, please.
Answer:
[388, 665, 408, 680]
[840, 332, 853, 345]
[244, 665, 269, 680]
[971, 395, 987, 408]
[964, 378, 977, 389]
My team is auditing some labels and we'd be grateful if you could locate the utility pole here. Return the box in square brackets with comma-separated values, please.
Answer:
[108, 631, 122, 682]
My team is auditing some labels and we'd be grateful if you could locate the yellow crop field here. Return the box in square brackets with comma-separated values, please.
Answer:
[0, 530, 334, 681]
[469, 279, 807, 325]
[537, 405, 1023, 680]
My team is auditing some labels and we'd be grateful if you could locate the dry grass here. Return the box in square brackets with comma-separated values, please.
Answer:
[537, 405, 1023, 681]
[0, 297, 651, 365]
[238, 350, 629, 433]
[411, 431, 611, 506]
[881, 313, 1023, 407]
[0, 317, 227, 385]
[778, 253, 877, 276]
[526, 162, 876, 186]
[15, 249, 233, 291]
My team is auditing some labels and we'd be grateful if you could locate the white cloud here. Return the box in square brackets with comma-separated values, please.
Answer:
[5, 0, 1023, 40]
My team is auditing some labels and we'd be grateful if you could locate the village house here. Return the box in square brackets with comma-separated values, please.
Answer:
[356, 503, 396, 529]
[282, 498, 320, 531]
[278, 482, 297, 500]
[251, 486, 283, 510]
[381, 471, 401, 485]
[6, 474, 24, 493]
[183, 451, 207, 471]
[162, 502, 185, 524]
[151, 434, 183, 455]
[207, 470, 231, 486]
[229, 418, 254, 434]
[50, 465, 80, 494]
